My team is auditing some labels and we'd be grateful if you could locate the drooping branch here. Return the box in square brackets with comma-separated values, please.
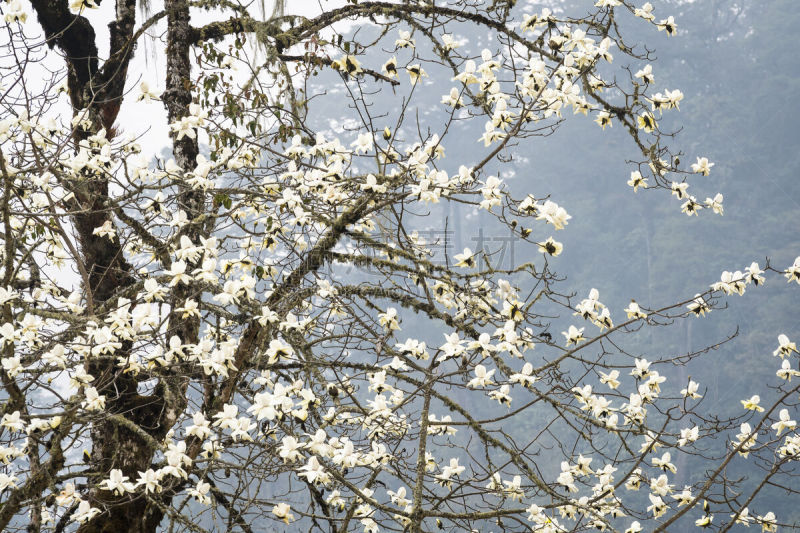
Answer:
[190, 1, 553, 60]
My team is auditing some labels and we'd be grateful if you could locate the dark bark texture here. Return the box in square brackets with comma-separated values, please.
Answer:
[27, 0, 192, 531]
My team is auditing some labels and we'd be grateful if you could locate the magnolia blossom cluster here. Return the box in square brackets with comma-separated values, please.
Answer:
[1, 1, 798, 531]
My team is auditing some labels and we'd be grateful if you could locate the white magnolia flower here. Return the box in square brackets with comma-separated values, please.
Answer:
[99, 469, 135, 495]
[562, 325, 585, 346]
[772, 409, 797, 436]
[137, 81, 161, 102]
[774, 334, 798, 358]
[691, 156, 715, 176]
[467, 365, 495, 388]
[73, 501, 101, 524]
[188, 480, 212, 505]
[136, 469, 163, 493]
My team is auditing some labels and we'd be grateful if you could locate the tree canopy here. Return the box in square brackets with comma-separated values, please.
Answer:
[0, 0, 798, 532]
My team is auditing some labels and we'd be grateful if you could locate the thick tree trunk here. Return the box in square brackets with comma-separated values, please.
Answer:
[163, 0, 203, 344]
[76, 431, 164, 533]
[28, 1, 194, 531]
[79, 0, 202, 526]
